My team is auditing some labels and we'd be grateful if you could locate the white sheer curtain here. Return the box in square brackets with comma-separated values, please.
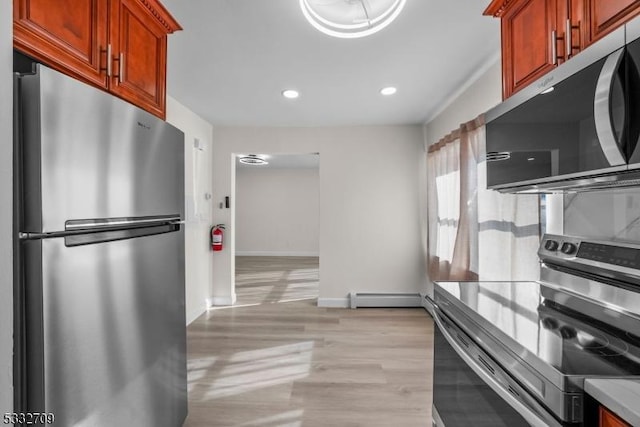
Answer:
[427, 119, 479, 282]
[427, 136, 460, 280]
[477, 135, 540, 280]
[427, 115, 540, 284]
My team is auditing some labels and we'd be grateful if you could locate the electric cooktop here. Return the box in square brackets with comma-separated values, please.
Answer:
[435, 281, 640, 380]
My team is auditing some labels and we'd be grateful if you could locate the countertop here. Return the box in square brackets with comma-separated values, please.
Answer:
[585, 379, 640, 426]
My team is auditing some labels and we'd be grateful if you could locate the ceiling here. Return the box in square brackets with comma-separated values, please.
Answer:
[162, 0, 500, 127]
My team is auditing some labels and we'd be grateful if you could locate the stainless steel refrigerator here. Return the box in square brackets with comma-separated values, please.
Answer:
[14, 63, 187, 427]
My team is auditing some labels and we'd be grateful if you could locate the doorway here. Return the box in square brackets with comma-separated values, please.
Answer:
[233, 153, 320, 306]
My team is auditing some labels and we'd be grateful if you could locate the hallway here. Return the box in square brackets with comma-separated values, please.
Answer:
[184, 257, 434, 426]
[234, 256, 320, 306]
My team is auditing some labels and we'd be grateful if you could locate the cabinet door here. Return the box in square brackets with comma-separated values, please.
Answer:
[599, 406, 631, 427]
[589, 0, 640, 42]
[109, 0, 168, 119]
[13, 0, 109, 88]
[502, 0, 558, 97]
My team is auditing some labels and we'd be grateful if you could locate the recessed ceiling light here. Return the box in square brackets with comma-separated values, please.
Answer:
[282, 89, 300, 99]
[239, 155, 269, 165]
[380, 86, 397, 96]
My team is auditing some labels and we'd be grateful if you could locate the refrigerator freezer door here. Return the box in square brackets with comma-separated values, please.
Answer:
[19, 65, 185, 233]
[23, 229, 187, 427]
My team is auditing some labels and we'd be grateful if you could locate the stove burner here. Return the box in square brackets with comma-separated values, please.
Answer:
[576, 331, 608, 349]
[542, 316, 617, 354]
[541, 308, 637, 359]
[558, 328, 634, 358]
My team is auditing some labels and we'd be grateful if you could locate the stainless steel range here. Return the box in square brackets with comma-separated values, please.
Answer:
[430, 234, 640, 427]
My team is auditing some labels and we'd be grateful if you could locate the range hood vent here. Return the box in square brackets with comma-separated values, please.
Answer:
[495, 170, 640, 194]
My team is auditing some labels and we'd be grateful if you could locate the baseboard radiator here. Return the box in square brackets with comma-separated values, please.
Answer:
[349, 292, 422, 309]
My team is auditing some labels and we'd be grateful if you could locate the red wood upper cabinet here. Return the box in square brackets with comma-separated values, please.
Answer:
[486, 0, 558, 98]
[588, 0, 640, 43]
[13, 0, 110, 89]
[599, 406, 631, 427]
[109, 0, 181, 119]
[485, 0, 587, 98]
[13, 0, 181, 119]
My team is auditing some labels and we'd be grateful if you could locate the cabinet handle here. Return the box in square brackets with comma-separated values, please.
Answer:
[567, 20, 581, 58]
[113, 52, 125, 84]
[119, 52, 125, 84]
[551, 30, 558, 65]
[566, 19, 572, 60]
[551, 29, 565, 64]
[100, 44, 112, 77]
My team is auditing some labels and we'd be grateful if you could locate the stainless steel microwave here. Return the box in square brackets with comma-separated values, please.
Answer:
[485, 18, 640, 193]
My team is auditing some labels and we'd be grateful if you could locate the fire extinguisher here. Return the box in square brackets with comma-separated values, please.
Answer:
[210, 224, 225, 252]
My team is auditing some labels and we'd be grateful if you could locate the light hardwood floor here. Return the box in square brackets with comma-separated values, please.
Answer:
[184, 256, 434, 427]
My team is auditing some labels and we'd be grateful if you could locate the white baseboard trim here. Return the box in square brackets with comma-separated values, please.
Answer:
[317, 297, 350, 308]
[207, 294, 237, 307]
[186, 304, 207, 326]
[235, 251, 319, 257]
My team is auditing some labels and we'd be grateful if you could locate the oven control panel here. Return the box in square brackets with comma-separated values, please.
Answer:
[540, 234, 640, 272]
[577, 242, 640, 269]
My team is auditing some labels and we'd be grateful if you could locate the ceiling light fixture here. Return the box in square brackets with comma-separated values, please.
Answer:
[380, 86, 397, 96]
[300, 0, 407, 39]
[282, 89, 300, 99]
[238, 155, 269, 165]
[541, 86, 555, 94]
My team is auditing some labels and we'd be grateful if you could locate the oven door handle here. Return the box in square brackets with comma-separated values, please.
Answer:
[432, 306, 561, 427]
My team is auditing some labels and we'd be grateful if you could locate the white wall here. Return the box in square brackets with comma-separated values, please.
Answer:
[166, 96, 214, 325]
[424, 60, 502, 146]
[0, 0, 13, 411]
[236, 167, 319, 256]
[212, 126, 426, 307]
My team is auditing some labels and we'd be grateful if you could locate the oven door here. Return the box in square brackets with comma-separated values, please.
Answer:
[432, 305, 565, 427]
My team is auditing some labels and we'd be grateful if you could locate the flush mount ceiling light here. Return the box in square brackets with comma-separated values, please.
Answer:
[380, 86, 397, 96]
[239, 155, 269, 165]
[300, 0, 407, 39]
[282, 89, 300, 99]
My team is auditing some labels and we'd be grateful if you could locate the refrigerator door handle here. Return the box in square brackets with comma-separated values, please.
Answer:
[64, 223, 180, 246]
[19, 215, 183, 240]
[65, 214, 182, 231]
[20, 222, 181, 246]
